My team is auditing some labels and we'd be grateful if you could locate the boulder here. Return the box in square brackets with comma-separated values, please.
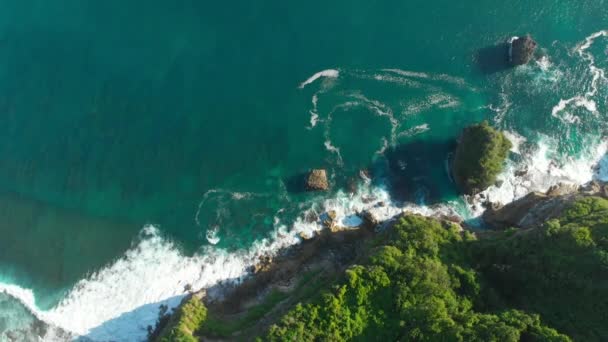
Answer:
[483, 191, 580, 230]
[579, 180, 602, 195]
[322, 210, 337, 229]
[510, 35, 537, 66]
[483, 192, 546, 229]
[253, 255, 273, 274]
[546, 183, 579, 197]
[360, 210, 380, 229]
[305, 169, 329, 191]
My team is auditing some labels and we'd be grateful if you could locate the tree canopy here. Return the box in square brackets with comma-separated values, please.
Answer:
[452, 121, 512, 194]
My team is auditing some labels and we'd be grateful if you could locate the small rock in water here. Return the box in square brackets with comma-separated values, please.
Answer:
[305, 169, 329, 191]
[510, 35, 537, 66]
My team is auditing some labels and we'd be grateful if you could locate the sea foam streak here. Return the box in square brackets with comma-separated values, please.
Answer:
[298, 69, 339, 89]
[552, 30, 607, 123]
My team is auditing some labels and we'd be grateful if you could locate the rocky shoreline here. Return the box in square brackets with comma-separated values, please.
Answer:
[152, 177, 608, 341]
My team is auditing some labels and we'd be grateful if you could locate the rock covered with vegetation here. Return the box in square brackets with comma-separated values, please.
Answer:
[452, 121, 512, 195]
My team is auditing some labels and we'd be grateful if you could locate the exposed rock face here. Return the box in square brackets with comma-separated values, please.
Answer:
[510, 35, 537, 66]
[253, 255, 273, 274]
[483, 181, 607, 229]
[360, 210, 380, 230]
[322, 210, 337, 229]
[305, 169, 329, 191]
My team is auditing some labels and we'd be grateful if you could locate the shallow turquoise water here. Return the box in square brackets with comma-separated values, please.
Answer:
[0, 1, 607, 340]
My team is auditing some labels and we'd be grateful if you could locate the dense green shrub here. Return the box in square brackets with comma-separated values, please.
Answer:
[473, 196, 608, 341]
[452, 121, 512, 194]
[264, 215, 568, 341]
[158, 197, 608, 342]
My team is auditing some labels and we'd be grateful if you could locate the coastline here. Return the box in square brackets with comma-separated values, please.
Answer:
[154, 177, 608, 341]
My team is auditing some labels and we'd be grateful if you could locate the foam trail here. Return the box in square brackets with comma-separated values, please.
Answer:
[324, 139, 344, 165]
[298, 69, 339, 89]
[307, 93, 320, 129]
[576, 30, 607, 98]
[381, 68, 470, 88]
[397, 123, 430, 139]
[349, 92, 399, 143]
[552, 31, 607, 122]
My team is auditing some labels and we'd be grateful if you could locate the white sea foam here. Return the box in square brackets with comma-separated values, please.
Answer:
[397, 123, 430, 139]
[508, 36, 518, 62]
[206, 226, 221, 245]
[298, 69, 339, 89]
[376, 137, 389, 155]
[382, 68, 469, 88]
[5, 132, 605, 341]
[0, 219, 317, 341]
[552, 31, 607, 123]
[502, 130, 526, 154]
[469, 136, 608, 216]
[576, 30, 607, 94]
[349, 92, 399, 143]
[308, 93, 320, 129]
[323, 139, 343, 165]
[402, 93, 460, 115]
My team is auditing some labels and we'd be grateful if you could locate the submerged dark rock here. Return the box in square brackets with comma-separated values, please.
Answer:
[509, 35, 537, 66]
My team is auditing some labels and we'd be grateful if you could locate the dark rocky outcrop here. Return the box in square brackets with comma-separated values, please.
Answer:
[483, 181, 608, 229]
[509, 35, 537, 66]
[305, 169, 329, 191]
[360, 210, 380, 230]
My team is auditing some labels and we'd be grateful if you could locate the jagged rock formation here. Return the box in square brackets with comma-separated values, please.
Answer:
[509, 35, 537, 66]
[305, 169, 329, 191]
[483, 181, 608, 229]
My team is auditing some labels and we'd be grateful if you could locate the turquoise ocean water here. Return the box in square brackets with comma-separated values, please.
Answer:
[0, 1, 607, 340]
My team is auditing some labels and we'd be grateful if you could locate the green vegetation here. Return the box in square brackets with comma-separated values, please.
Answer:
[156, 196, 608, 342]
[199, 289, 288, 337]
[452, 121, 512, 194]
[157, 296, 207, 342]
[264, 215, 567, 341]
[473, 196, 608, 341]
